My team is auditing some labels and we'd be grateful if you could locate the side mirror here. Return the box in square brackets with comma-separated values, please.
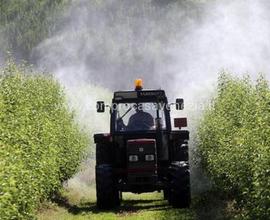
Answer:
[176, 98, 184, 110]
[96, 101, 105, 113]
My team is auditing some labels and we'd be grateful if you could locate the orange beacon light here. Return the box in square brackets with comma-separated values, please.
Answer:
[135, 79, 143, 91]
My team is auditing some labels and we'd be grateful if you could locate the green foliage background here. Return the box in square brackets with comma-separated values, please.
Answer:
[0, 61, 89, 219]
[198, 73, 270, 219]
[0, 0, 69, 58]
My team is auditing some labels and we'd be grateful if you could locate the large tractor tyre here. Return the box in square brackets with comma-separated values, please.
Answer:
[96, 143, 112, 165]
[168, 162, 191, 208]
[96, 164, 120, 209]
[163, 189, 169, 200]
[175, 141, 189, 162]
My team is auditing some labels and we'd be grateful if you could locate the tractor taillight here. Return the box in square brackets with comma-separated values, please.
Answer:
[145, 154, 155, 161]
[129, 155, 138, 162]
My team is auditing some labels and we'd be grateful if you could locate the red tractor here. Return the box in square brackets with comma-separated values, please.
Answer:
[94, 79, 190, 209]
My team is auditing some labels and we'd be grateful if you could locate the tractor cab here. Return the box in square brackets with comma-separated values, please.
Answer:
[113, 90, 170, 132]
[97, 79, 186, 134]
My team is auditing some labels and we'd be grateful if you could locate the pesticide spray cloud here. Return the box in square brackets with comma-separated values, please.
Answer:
[33, 0, 270, 109]
[33, 0, 270, 189]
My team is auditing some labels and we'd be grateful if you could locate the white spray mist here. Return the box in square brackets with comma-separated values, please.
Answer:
[33, 0, 270, 192]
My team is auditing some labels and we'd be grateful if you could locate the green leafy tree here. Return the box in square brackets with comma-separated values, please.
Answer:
[198, 73, 270, 219]
[0, 61, 89, 219]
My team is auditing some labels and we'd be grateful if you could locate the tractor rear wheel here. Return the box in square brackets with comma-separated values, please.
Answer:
[168, 162, 191, 208]
[96, 164, 120, 209]
[163, 189, 169, 200]
[175, 141, 189, 162]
